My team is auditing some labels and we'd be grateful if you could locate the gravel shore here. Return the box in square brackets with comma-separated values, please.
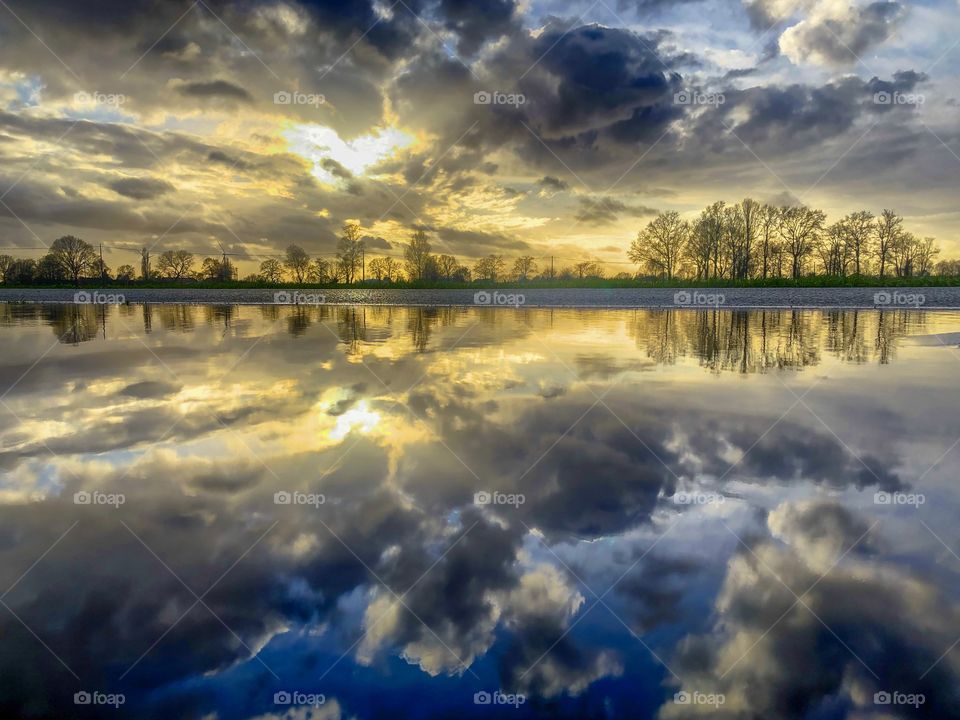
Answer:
[2, 287, 960, 308]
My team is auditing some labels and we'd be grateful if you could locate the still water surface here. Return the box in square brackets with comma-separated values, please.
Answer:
[1, 304, 959, 719]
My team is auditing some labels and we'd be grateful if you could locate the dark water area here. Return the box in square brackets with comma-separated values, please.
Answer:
[1, 304, 959, 719]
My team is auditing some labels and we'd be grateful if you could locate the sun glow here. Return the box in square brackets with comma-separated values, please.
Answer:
[330, 401, 382, 440]
[284, 123, 414, 184]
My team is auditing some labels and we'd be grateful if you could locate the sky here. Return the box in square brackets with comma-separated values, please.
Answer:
[0, 0, 959, 274]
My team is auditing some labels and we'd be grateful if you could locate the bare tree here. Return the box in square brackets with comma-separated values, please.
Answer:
[512, 255, 538, 281]
[336, 222, 364, 283]
[259, 258, 284, 283]
[435, 254, 460, 280]
[735, 198, 759, 279]
[628, 211, 688, 279]
[50, 235, 97, 286]
[874, 209, 902, 278]
[915, 237, 940, 276]
[284, 244, 311, 283]
[757, 204, 779, 280]
[0, 254, 13, 283]
[404, 229, 433, 281]
[140, 247, 151, 280]
[779, 206, 825, 278]
[842, 210, 874, 276]
[473, 254, 505, 281]
[157, 249, 195, 280]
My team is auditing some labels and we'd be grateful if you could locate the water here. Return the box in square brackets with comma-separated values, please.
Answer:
[1, 304, 959, 719]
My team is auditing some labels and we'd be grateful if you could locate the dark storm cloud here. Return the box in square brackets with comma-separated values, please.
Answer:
[575, 196, 659, 224]
[174, 79, 254, 102]
[661, 500, 960, 719]
[438, 0, 520, 55]
[687, 418, 905, 491]
[537, 176, 569, 192]
[435, 227, 532, 255]
[108, 177, 176, 200]
[117, 380, 182, 399]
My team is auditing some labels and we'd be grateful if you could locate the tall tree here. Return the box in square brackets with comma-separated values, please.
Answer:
[473, 254, 505, 281]
[512, 255, 538, 281]
[157, 249, 195, 280]
[757, 204, 780, 280]
[0, 254, 13, 284]
[780, 206, 825, 279]
[874, 209, 903, 278]
[49, 235, 97, 286]
[284, 244, 311, 283]
[336, 222, 364, 283]
[842, 210, 874, 276]
[404, 229, 433, 281]
[259, 258, 284, 283]
[628, 211, 688, 279]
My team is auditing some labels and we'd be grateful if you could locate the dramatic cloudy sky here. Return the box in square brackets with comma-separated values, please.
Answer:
[0, 0, 958, 273]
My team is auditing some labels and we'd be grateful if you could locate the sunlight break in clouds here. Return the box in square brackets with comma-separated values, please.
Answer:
[284, 124, 414, 184]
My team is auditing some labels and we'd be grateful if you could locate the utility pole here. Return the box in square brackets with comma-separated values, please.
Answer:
[99, 243, 105, 282]
[550, 255, 554, 279]
[361, 243, 365, 282]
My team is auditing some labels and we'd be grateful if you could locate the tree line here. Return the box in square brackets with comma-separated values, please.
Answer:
[1, 211, 957, 288]
[628, 201, 952, 280]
